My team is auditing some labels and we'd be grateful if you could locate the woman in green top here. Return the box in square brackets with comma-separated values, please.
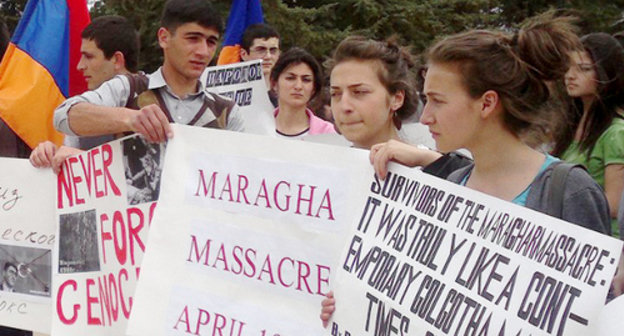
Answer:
[553, 33, 624, 237]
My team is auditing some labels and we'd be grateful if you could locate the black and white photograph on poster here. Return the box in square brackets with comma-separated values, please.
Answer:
[58, 210, 100, 273]
[0, 243, 51, 297]
[122, 136, 166, 205]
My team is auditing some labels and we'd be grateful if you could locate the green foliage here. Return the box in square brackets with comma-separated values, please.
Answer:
[1, 0, 622, 72]
[0, 0, 27, 33]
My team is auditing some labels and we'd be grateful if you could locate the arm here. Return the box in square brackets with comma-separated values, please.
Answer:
[369, 140, 442, 180]
[67, 103, 136, 136]
[54, 75, 173, 142]
[604, 164, 624, 218]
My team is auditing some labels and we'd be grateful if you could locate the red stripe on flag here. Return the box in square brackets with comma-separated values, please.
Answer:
[67, 0, 90, 96]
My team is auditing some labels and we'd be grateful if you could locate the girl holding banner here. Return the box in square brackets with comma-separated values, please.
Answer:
[323, 13, 613, 325]
[329, 36, 430, 151]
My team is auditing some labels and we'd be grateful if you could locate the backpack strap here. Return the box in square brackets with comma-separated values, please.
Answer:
[197, 92, 236, 129]
[124, 73, 174, 122]
[124, 73, 149, 109]
[547, 162, 586, 218]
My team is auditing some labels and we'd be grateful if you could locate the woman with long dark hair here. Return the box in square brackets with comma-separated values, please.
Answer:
[554, 33, 624, 236]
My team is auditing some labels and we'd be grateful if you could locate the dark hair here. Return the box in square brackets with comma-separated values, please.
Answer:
[3, 262, 16, 272]
[426, 12, 580, 139]
[613, 31, 624, 48]
[552, 33, 624, 157]
[0, 18, 9, 60]
[328, 36, 418, 127]
[82, 16, 140, 73]
[270, 47, 323, 102]
[241, 23, 279, 52]
[308, 86, 332, 121]
[161, 0, 223, 34]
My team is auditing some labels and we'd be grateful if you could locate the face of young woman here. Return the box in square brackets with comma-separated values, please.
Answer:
[330, 59, 402, 149]
[564, 51, 598, 99]
[420, 62, 484, 153]
[275, 62, 315, 109]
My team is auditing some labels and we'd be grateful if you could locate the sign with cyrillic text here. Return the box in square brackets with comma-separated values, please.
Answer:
[202, 60, 275, 136]
[0, 158, 55, 333]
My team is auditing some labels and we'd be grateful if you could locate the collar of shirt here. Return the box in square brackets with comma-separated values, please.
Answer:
[148, 67, 214, 102]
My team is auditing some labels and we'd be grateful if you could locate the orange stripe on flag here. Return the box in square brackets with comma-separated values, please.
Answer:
[0, 44, 65, 149]
[217, 45, 242, 65]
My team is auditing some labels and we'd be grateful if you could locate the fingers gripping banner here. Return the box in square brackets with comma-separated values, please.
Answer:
[53, 135, 165, 335]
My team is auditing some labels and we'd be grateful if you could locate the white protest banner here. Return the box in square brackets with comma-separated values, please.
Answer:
[0, 158, 55, 333]
[127, 124, 369, 335]
[52, 136, 165, 335]
[202, 59, 276, 136]
[329, 163, 623, 336]
[596, 294, 624, 336]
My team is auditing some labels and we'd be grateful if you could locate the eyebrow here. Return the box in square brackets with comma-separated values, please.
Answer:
[184, 31, 219, 41]
[425, 91, 444, 98]
[285, 71, 313, 77]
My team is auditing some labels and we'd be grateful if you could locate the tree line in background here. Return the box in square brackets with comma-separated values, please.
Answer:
[1, 0, 623, 73]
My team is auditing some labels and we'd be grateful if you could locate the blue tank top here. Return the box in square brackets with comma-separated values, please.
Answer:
[460, 155, 559, 206]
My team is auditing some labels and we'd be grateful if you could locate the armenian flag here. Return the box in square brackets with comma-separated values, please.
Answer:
[216, 0, 264, 65]
[0, 0, 90, 149]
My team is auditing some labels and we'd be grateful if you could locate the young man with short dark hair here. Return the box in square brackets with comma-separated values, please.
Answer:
[53, 0, 245, 144]
[239, 23, 280, 105]
[79, 15, 140, 90]
[30, 15, 141, 169]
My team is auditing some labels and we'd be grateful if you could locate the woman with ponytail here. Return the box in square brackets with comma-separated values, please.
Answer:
[370, 13, 609, 233]
[328, 36, 436, 155]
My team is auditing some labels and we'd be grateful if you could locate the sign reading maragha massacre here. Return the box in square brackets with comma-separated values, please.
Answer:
[52, 135, 165, 336]
[127, 124, 369, 335]
[0, 158, 55, 334]
[329, 163, 623, 336]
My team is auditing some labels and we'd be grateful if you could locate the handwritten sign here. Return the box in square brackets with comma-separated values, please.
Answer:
[52, 136, 164, 335]
[0, 158, 55, 334]
[127, 124, 368, 335]
[329, 163, 623, 336]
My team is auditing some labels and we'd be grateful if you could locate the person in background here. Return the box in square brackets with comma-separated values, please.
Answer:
[553, 33, 624, 238]
[239, 23, 280, 106]
[270, 47, 335, 138]
[30, 15, 140, 172]
[329, 37, 422, 146]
